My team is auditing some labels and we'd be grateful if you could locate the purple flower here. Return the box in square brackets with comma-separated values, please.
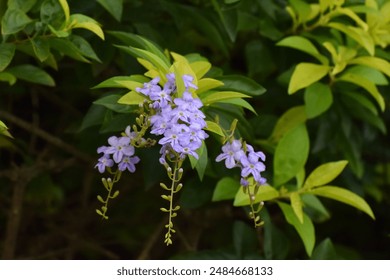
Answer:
[149, 89, 172, 109]
[164, 73, 176, 93]
[136, 77, 161, 96]
[216, 140, 245, 169]
[105, 136, 135, 163]
[118, 156, 140, 172]
[174, 92, 202, 112]
[240, 156, 266, 185]
[95, 154, 114, 173]
[182, 75, 197, 90]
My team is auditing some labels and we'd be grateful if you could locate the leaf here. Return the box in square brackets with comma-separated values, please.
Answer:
[233, 184, 279, 206]
[0, 43, 15, 71]
[218, 98, 257, 114]
[273, 124, 310, 187]
[290, 192, 304, 223]
[200, 91, 250, 105]
[233, 221, 259, 259]
[49, 38, 89, 63]
[197, 78, 224, 94]
[326, 22, 374, 55]
[345, 65, 388, 85]
[1, 8, 32, 35]
[341, 91, 378, 116]
[304, 82, 333, 119]
[7, 0, 37, 12]
[337, 72, 385, 111]
[0, 72, 17, 85]
[69, 35, 101, 63]
[93, 94, 132, 113]
[190, 61, 212, 79]
[288, 63, 330, 94]
[7, 64, 55, 86]
[303, 160, 348, 189]
[278, 202, 315, 256]
[68, 14, 105, 40]
[97, 0, 123, 21]
[311, 238, 338, 260]
[301, 194, 330, 222]
[216, 75, 266, 96]
[188, 142, 208, 181]
[205, 120, 224, 137]
[349, 56, 390, 79]
[93, 75, 149, 89]
[117, 91, 146, 106]
[31, 38, 50, 62]
[309, 186, 375, 219]
[269, 106, 307, 142]
[40, 0, 66, 29]
[277, 36, 328, 64]
[212, 177, 240, 201]
[58, 0, 70, 21]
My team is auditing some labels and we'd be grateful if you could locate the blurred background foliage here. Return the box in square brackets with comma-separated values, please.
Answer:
[0, 0, 389, 259]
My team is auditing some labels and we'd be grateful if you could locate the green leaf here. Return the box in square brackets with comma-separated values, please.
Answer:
[0, 43, 15, 71]
[290, 192, 304, 223]
[40, 0, 65, 28]
[93, 94, 132, 113]
[1, 8, 32, 35]
[345, 65, 388, 85]
[278, 202, 315, 256]
[190, 61, 212, 80]
[93, 75, 149, 89]
[269, 106, 307, 143]
[7, 64, 55, 86]
[311, 238, 338, 260]
[197, 78, 224, 94]
[97, 0, 123, 21]
[304, 82, 333, 119]
[68, 14, 105, 40]
[337, 72, 385, 111]
[301, 194, 330, 222]
[288, 63, 330, 94]
[277, 36, 328, 64]
[216, 75, 266, 96]
[212, 177, 240, 201]
[303, 160, 348, 189]
[341, 91, 378, 116]
[289, 0, 311, 23]
[309, 186, 375, 219]
[69, 35, 101, 63]
[233, 221, 259, 259]
[188, 142, 208, 181]
[0, 72, 17, 85]
[349, 56, 390, 79]
[31, 38, 50, 62]
[218, 98, 257, 114]
[200, 91, 250, 105]
[48, 38, 89, 63]
[233, 184, 279, 206]
[117, 91, 146, 105]
[58, 0, 69, 21]
[326, 22, 374, 55]
[205, 120, 224, 137]
[273, 124, 309, 187]
[8, 0, 37, 12]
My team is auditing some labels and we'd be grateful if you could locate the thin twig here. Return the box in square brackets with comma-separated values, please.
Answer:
[137, 217, 168, 260]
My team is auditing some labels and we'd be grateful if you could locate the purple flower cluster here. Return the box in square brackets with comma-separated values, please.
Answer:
[95, 126, 141, 173]
[216, 139, 266, 186]
[136, 74, 208, 160]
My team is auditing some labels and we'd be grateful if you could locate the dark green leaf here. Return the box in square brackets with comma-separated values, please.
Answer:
[216, 75, 266, 96]
[97, 0, 123, 21]
[7, 64, 55, 86]
[49, 38, 89, 63]
[233, 221, 259, 259]
[311, 238, 339, 260]
[0, 72, 17, 85]
[273, 124, 309, 187]
[93, 94, 133, 113]
[70, 35, 101, 63]
[40, 0, 65, 29]
[31, 38, 50, 62]
[0, 43, 15, 71]
[189, 142, 208, 181]
[1, 8, 32, 35]
[8, 0, 37, 12]
[304, 82, 333, 119]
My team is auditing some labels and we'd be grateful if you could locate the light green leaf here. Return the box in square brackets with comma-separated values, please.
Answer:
[337, 72, 385, 111]
[58, 0, 69, 21]
[234, 184, 279, 206]
[212, 177, 240, 201]
[345, 65, 388, 85]
[289, 0, 311, 23]
[0, 72, 17, 85]
[200, 91, 250, 105]
[171, 56, 198, 96]
[290, 192, 304, 223]
[278, 202, 315, 256]
[68, 14, 105, 40]
[205, 120, 224, 137]
[190, 61, 211, 79]
[310, 186, 375, 219]
[218, 98, 257, 114]
[93, 75, 149, 89]
[197, 78, 224, 94]
[269, 106, 307, 142]
[31, 38, 50, 62]
[97, 0, 123, 21]
[1, 8, 32, 35]
[349, 56, 390, 79]
[117, 91, 146, 105]
[304, 82, 333, 119]
[273, 124, 309, 187]
[7, 64, 55, 86]
[277, 36, 328, 64]
[303, 160, 348, 189]
[326, 22, 374, 55]
[288, 63, 330, 94]
[216, 75, 266, 96]
[0, 43, 15, 71]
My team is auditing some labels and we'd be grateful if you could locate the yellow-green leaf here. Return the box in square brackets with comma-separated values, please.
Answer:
[197, 78, 224, 94]
[288, 63, 330, 94]
[205, 120, 224, 137]
[309, 186, 375, 219]
[349, 56, 390, 79]
[337, 72, 385, 111]
[115, 80, 143, 91]
[190, 60, 212, 79]
[303, 160, 348, 189]
[58, 0, 70, 22]
[200, 91, 250, 105]
[68, 14, 104, 40]
[290, 192, 304, 223]
[233, 184, 279, 206]
[117, 91, 146, 105]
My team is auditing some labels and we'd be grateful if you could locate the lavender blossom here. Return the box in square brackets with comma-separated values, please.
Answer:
[95, 154, 114, 173]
